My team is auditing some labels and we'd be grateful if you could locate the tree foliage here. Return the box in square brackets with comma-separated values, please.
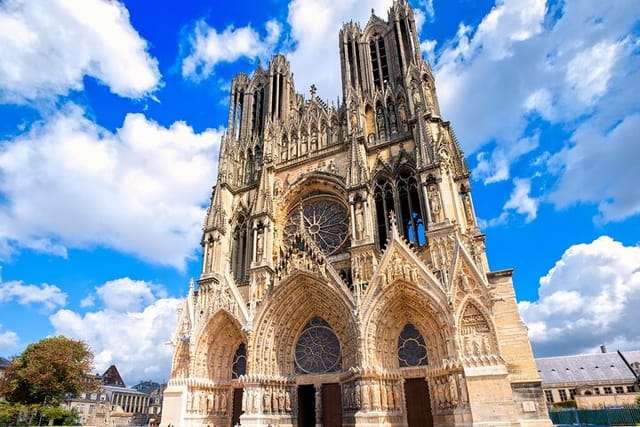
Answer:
[0, 335, 97, 405]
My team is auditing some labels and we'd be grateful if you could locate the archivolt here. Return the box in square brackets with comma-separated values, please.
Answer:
[249, 272, 357, 376]
[192, 310, 246, 381]
[362, 281, 453, 370]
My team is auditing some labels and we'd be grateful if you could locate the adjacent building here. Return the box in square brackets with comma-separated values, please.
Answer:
[162, 1, 551, 426]
[537, 350, 640, 408]
[65, 365, 162, 426]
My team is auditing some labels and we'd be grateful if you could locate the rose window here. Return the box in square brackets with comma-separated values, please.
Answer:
[285, 195, 349, 255]
[295, 317, 341, 374]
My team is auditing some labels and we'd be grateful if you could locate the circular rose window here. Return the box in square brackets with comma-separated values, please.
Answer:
[285, 195, 349, 255]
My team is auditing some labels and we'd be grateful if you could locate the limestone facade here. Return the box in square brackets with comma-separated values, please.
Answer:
[161, 2, 552, 426]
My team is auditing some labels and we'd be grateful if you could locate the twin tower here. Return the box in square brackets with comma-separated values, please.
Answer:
[162, 2, 552, 426]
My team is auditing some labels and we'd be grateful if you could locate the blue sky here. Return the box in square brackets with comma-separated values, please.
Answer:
[1, 0, 639, 384]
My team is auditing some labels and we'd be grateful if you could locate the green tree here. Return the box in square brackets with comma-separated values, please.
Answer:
[0, 335, 97, 405]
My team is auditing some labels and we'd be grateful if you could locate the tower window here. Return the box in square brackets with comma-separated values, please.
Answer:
[369, 36, 389, 90]
[374, 169, 427, 250]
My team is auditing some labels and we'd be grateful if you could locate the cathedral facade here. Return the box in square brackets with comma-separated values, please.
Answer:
[161, 2, 551, 426]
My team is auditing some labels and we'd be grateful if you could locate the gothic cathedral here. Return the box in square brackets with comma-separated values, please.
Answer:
[162, 2, 551, 426]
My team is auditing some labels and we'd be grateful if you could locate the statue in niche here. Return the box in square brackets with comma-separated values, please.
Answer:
[376, 106, 386, 138]
[256, 228, 264, 260]
[220, 390, 227, 413]
[428, 184, 442, 223]
[412, 87, 421, 107]
[355, 201, 365, 239]
[263, 388, 271, 413]
[388, 102, 398, 134]
[285, 390, 291, 411]
[398, 102, 407, 123]
[462, 193, 474, 225]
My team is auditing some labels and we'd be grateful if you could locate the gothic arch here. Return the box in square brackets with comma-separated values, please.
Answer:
[192, 310, 246, 381]
[362, 280, 452, 370]
[249, 272, 357, 376]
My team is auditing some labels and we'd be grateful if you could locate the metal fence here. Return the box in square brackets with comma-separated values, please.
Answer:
[550, 407, 640, 426]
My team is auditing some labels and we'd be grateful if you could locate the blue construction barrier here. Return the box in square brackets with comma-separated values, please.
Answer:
[550, 407, 640, 426]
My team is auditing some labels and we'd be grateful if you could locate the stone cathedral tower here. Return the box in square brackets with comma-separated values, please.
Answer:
[162, 2, 551, 427]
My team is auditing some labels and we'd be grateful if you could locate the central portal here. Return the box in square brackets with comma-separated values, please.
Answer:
[298, 385, 315, 427]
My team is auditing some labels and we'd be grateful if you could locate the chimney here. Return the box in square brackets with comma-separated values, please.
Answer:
[600, 344, 607, 353]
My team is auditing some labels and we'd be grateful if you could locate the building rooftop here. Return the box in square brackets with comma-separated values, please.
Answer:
[0, 357, 10, 368]
[536, 351, 640, 386]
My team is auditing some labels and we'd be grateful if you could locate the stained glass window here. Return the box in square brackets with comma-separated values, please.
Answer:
[397, 323, 428, 367]
[295, 317, 341, 374]
[232, 343, 247, 379]
[285, 196, 349, 255]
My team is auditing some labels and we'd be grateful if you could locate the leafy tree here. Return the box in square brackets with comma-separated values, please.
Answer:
[0, 335, 97, 405]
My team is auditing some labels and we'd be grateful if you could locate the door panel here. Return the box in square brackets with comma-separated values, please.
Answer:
[231, 388, 243, 426]
[322, 383, 342, 426]
[404, 378, 433, 427]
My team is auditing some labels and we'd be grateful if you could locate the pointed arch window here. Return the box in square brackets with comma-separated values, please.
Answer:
[374, 177, 394, 248]
[231, 215, 251, 282]
[251, 86, 265, 137]
[397, 323, 428, 367]
[232, 343, 247, 379]
[245, 148, 255, 185]
[374, 169, 427, 249]
[397, 168, 426, 246]
[369, 35, 389, 90]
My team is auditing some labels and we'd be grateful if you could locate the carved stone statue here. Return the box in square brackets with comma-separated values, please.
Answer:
[428, 184, 442, 223]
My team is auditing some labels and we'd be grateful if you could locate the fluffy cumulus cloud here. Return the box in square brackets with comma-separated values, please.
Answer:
[519, 236, 640, 357]
[0, 324, 19, 350]
[548, 113, 640, 222]
[432, 0, 640, 221]
[50, 278, 181, 383]
[181, 19, 282, 80]
[0, 274, 67, 311]
[0, 105, 222, 268]
[0, 0, 160, 101]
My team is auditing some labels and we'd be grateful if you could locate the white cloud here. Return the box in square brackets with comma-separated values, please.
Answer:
[50, 278, 181, 384]
[474, 134, 539, 184]
[0, 324, 19, 350]
[0, 0, 160, 101]
[548, 112, 640, 223]
[504, 177, 539, 222]
[519, 236, 640, 356]
[0, 104, 223, 269]
[181, 19, 282, 80]
[565, 41, 621, 107]
[0, 273, 67, 311]
[96, 278, 156, 313]
[432, 0, 640, 221]
[477, 176, 539, 228]
[285, 0, 393, 98]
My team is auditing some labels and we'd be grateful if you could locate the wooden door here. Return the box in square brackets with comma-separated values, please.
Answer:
[231, 388, 243, 426]
[404, 378, 433, 427]
[322, 383, 342, 426]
